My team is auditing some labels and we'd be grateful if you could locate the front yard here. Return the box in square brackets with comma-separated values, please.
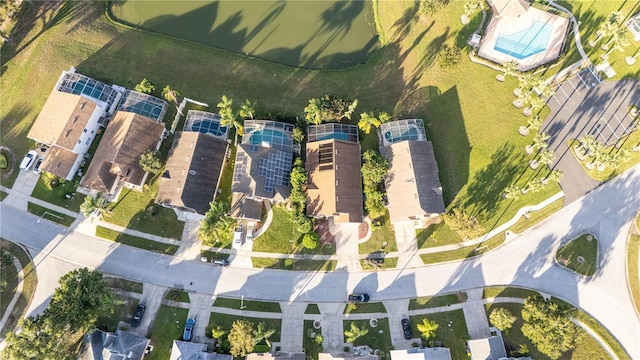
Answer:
[409, 310, 469, 359]
[147, 305, 189, 360]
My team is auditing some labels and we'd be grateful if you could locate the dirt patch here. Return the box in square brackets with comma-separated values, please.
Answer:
[314, 219, 334, 245]
[0, 146, 16, 179]
[358, 221, 369, 239]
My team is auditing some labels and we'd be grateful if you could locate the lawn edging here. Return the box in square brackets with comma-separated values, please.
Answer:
[626, 211, 640, 318]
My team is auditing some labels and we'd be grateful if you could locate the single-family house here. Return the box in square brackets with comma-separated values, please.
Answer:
[306, 123, 363, 224]
[230, 120, 294, 221]
[390, 348, 452, 360]
[170, 340, 231, 360]
[78, 329, 149, 360]
[467, 328, 532, 360]
[246, 352, 306, 360]
[156, 130, 228, 218]
[26, 68, 122, 180]
[318, 353, 379, 360]
[379, 119, 445, 226]
[81, 111, 164, 197]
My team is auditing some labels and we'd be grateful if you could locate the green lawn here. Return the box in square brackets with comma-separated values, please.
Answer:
[27, 202, 76, 226]
[556, 233, 598, 276]
[147, 305, 189, 360]
[508, 198, 564, 233]
[303, 320, 324, 360]
[629, 232, 640, 317]
[0, 249, 18, 317]
[485, 302, 619, 360]
[360, 256, 398, 270]
[165, 289, 190, 303]
[0, 191, 8, 201]
[252, 206, 335, 255]
[482, 286, 540, 300]
[213, 296, 281, 313]
[103, 276, 143, 294]
[208, 312, 282, 343]
[409, 294, 459, 310]
[416, 222, 463, 248]
[344, 302, 386, 315]
[251, 258, 337, 271]
[0, 239, 37, 338]
[102, 174, 184, 239]
[420, 231, 505, 264]
[305, 304, 321, 315]
[409, 310, 469, 359]
[96, 294, 139, 332]
[200, 249, 230, 261]
[30, 175, 84, 212]
[359, 212, 398, 254]
[343, 318, 392, 357]
[95, 226, 179, 255]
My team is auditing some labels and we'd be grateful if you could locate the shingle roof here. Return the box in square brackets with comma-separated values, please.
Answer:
[247, 352, 306, 360]
[230, 192, 263, 221]
[170, 340, 232, 360]
[232, 144, 291, 202]
[306, 139, 363, 223]
[41, 146, 79, 179]
[380, 140, 445, 223]
[467, 336, 508, 360]
[156, 132, 228, 215]
[27, 91, 98, 147]
[488, 0, 530, 17]
[81, 111, 164, 194]
[390, 348, 451, 360]
[79, 329, 149, 360]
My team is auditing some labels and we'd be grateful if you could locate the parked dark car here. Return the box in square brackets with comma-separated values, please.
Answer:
[348, 293, 370, 303]
[130, 304, 146, 327]
[183, 318, 196, 341]
[212, 258, 229, 266]
[401, 318, 412, 340]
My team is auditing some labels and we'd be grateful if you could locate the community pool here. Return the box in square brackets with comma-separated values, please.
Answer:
[494, 21, 553, 59]
[188, 120, 227, 137]
[384, 126, 420, 144]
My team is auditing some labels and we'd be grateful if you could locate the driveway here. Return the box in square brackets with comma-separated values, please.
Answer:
[2, 164, 640, 357]
[543, 77, 640, 203]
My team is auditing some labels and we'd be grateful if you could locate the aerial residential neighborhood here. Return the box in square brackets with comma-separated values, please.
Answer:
[0, 1, 639, 360]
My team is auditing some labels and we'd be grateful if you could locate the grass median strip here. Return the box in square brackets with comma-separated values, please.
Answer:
[251, 257, 337, 271]
[103, 276, 143, 294]
[344, 302, 386, 314]
[482, 286, 540, 299]
[409, 293, 459, 310]
[214, 296, 281, 313]
[628, 233, 640, 316]
[27, 202, 76, 227]
[165, 289, 190, 303]
[95, 226, 178, 255]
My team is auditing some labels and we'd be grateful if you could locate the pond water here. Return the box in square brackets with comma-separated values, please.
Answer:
[111, 0, 378, 69]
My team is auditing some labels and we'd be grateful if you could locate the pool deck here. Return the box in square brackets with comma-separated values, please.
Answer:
[478, 6, 569, 71]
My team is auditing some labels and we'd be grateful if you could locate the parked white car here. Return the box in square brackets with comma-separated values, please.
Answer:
[245, 222, 255, 242]
[19, 150, 38, 171]
[232, 225, 244, 249]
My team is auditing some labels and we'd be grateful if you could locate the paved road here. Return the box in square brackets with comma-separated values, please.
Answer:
[1, 164, 640, 357]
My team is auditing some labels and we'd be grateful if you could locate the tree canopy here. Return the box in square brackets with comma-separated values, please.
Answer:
[139, 151, 163, 174]
[521, 296, 578, 359]
[228, 320, 255, 357]
[302, 232, 320, 250]
[303, 95, 358, 125]
[134, 78, 155, 94]
[489, 307, 517, 333]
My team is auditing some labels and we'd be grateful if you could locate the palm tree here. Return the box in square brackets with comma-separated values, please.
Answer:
[513, 72, 536, 97]
[496, 60, 519, 82]
[542, 169, 563, 185]
[378, 111, 392, 124]
[513, 75, 542, 108]
[212, 215, 237, 244]
[344, 322, 368, 344]
[525, 132, 550, 154]
[239, 99, 256, 120]
[253, 322, 276, 347]
[162, 85, 180, 105]
[538, 149, 556, 167]
[586, 142, 605, 170]
[345, 99, 359, 120]
[217, 95, 234, 117]
[575, 135, 597, 159]
[625, 48, 640, 65]
[519, 115, 543, 136]
[210, 325, 227, 340]
[358, 112, 381, 134]
[503, 184, 521, 199]
[608, 149, 631, 170]
[522, 95, 546, 117]
[416, 318, 438, 340]
[590, 12, 623, 47]
[461, 0, 479, 25]
[304, 98, 323, 125]
[602, 28, 630, 59]
[521, 178, 544, 194]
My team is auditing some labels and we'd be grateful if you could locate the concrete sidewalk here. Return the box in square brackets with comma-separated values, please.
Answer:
[461, 288, 490, 339]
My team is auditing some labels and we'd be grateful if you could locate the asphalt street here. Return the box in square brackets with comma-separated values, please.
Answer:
[1, 164, 639, 357]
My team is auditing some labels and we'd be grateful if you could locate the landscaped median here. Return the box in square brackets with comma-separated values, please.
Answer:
[555, 233, 598, 276]
[27, 202, 76, 227]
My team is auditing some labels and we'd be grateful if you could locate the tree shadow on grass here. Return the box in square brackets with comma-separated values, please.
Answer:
[461, 142, 526, 221]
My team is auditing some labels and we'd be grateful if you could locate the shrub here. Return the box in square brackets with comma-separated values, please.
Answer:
[0, 152, 8, 169]
[283, 259, 294, 268]
[302, 232, 320, 249]
[438, 45, 462, 69]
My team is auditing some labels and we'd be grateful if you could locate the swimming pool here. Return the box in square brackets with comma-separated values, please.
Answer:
[189, 120, 227, 137]
[315, 132, 351, 142]
[384, 126, 420, 144]
[494, 21, 553, 59]
[249, 129, 290, 148]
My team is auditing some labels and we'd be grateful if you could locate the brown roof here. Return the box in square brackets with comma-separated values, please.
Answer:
[41, 146, 79, 179]
[380, 141, 445, 223]
[306, 139, 363, 223]
[247, 353, 306, 360]
[27, 91, 98, 148]
[488, 0, 529, 17]
[230, 192, 263, 221]
[81, 111, 164, 194]
[156, 132, 228, 215]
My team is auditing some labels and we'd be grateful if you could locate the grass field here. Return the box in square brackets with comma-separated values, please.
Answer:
[27, 202, 76, 226]
[251, 257, 337, 271]
[0, 239, 37, 338]
[147, 305, 188, 360]
[556, 233, 598, 276]
[485, 301, 619, 360]
[95, 226, 179, 255]
[409, 310, 469, 359]
[103, 275, 143, 294]
[110, 0, 378, 69]
[165, 289, 190, 303]
[30, 176, 84, 212]
[482, 286, 541, 299]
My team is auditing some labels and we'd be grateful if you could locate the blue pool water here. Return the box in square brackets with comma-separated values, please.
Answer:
[384, 127, 419, 144]
[315, 132, 350, 141]
[249, 129, 288, 146]
[190, 120, 227, 137]
[494, 21, 553, 59]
